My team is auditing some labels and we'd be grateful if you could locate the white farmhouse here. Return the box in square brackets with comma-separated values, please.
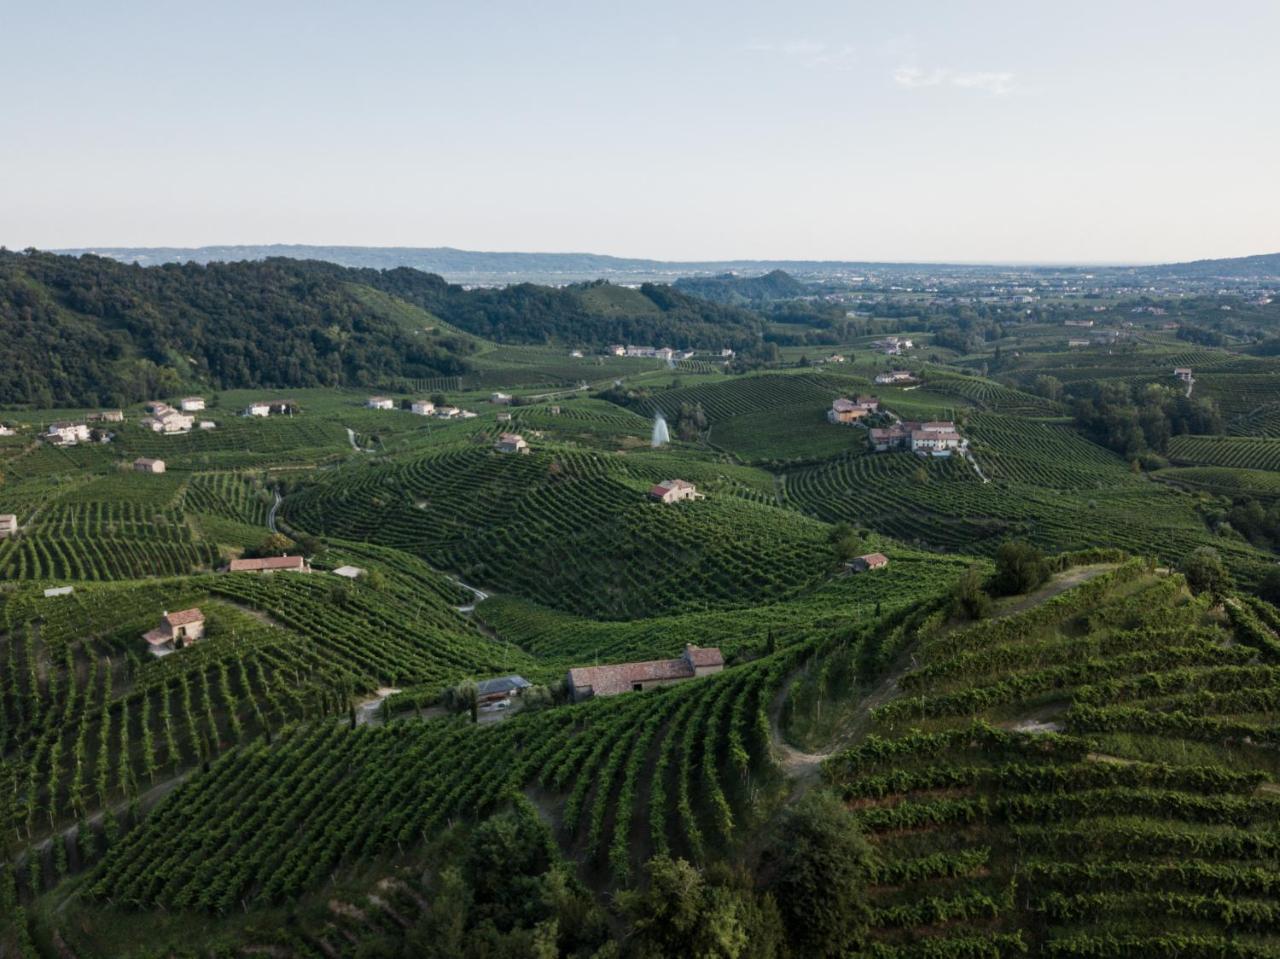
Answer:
[47, 422, 91, 445]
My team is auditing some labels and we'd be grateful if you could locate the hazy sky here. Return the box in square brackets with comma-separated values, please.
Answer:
[3, 0, 1278, 263]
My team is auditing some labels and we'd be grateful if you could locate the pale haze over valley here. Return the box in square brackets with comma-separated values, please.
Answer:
[3, 0, 1278, 264]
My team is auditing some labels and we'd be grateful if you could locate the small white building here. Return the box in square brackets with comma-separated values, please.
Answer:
[141, 406, 194, 434]
[609, 345, 626, 356]
[332, 565, 365, 579]
[0, 425, 14, 436]
[244, 402, 271, 417]
[911, 423, 965, 457]
[0, 514, 17, 538]
[199, 420, 217, 430]
[411, 400, 436, 416]
[133, 457, 166, 474]
[367, 396, 395, 410]
[1173, 367, 1194, 382]
[570, 350, 584, 358]
[875, 371, 915, 385]
[491, 392, 513, 405]
[180, 397, 206, 412]
[495, 432, 529, 454]
[142, 608, 205, 656]
[47, 422, 91, 445]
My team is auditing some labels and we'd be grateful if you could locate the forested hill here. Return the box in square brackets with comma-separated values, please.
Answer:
[672, 269, 810, 304]
[341, 269, 765, 348]
[0, 252, 473, 408]
[0, 252, 764, 407]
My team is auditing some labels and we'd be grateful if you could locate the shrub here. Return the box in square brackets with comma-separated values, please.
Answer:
[951, 566, 993, 621]
[1179, 547, 1230, 598]
[761, 791, 876, 958]
[992, 540, 1051, 596]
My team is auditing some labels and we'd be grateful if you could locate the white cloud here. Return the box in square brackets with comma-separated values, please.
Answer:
[894, 65, 1015, 95]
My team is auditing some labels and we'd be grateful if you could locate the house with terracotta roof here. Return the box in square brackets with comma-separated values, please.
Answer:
[227, 554, 311, 574]
[566, 645, 724, 701]
[847, 552, 889, 573]
[828, 396, 880, 425]
[0, 514, 17, 539]
[495, 432, 529, 454]
[133, 457, 166, 474]
[649, 479, 702, 504]
[142, 608, 205, 656]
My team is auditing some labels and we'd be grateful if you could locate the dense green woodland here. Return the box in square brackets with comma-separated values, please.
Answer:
[2, 259, 1280, 957]
[0, 251, 765, 408]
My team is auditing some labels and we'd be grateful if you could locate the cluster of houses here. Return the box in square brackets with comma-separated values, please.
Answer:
[46, 421, 93, 445]
[828, 396, 879, 425]
[872, 336, 913, 355]
[141, 402, 195, 434]
[875, 370, 917, 385]
[869, 419, 966, 457]
[609, 345, 699, 362]
[567, 644, 724, 701]
[648, 479, 702, 504]
[367, 396, 477, 420]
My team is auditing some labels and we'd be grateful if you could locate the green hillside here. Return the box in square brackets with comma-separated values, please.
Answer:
[4, 277, 1280, 958]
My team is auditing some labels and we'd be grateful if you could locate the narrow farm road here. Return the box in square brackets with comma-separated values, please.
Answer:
[267, 489, 282, 532]
[768, 563, 1119, 790]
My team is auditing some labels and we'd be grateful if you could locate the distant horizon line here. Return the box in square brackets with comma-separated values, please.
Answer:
[9, 241, 1277, 271]
[27, 241, 1181, 269]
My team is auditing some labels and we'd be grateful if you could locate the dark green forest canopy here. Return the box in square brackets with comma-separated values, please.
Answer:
[0, 251, 766, 407]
